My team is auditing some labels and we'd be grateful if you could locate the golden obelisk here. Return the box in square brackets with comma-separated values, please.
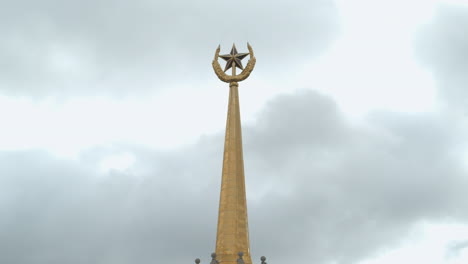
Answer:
[211, 43, 256, 264]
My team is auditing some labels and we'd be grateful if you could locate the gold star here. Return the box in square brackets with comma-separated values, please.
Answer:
[219, 44, 250, 72]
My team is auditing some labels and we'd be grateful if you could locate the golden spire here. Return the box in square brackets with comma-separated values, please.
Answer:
[212, 43, 256, 264]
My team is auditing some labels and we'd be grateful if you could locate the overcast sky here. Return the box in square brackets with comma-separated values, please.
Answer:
[1, 0, 468, 264]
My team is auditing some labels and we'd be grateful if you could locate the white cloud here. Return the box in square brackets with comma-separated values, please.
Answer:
[295, 0, 440, 117]
[358, 221, 468, 264]
[99, 152, 136, 174]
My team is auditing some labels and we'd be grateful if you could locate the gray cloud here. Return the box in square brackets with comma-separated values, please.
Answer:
[0, 0, 338, 97]
[415, 4, 468, 114]
[1, 90, 466, 264]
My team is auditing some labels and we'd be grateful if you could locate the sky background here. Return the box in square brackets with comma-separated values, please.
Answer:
[1, 0, 468, 263]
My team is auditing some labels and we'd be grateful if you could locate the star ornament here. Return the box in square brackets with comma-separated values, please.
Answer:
[219, 44, 250, 72]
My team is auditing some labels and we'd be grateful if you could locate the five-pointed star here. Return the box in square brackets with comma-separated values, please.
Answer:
[219, 44, 250, 72]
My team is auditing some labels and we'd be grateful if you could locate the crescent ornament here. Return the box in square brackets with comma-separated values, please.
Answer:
[212, 43, 256, 83]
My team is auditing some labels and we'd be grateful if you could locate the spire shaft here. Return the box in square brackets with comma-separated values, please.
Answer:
[215, 81, 252, 264]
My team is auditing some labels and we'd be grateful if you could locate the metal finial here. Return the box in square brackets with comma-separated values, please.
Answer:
[195, 258, 201, 264]
[237, 252, 244, 264]
[210, 252, 219, 264]
[261, 256, 267, 264]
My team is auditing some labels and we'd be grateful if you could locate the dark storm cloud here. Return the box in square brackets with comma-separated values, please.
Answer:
[415, 4, 468, 114]
[0, 148, 223, 264]
[245, 91, 467, 263]
[1, 90, 466, 264]
[0, 0, 338, 96]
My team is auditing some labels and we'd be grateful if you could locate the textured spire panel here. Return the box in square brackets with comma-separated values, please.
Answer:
[215, 81, 252, 264]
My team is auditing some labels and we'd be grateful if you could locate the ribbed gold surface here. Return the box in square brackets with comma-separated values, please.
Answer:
[215, 81, 252, 264]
